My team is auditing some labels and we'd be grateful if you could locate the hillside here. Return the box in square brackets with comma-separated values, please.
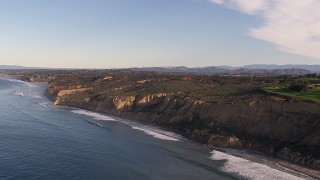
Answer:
[6, 70, 320, 170]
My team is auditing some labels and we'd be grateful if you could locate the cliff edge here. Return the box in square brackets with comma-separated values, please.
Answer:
[47, 78, 320, 170]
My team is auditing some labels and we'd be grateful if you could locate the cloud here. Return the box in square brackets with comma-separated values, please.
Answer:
[210, 0, 320, 59]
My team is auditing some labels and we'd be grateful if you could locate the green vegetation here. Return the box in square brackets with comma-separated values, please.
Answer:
[61, 72, 267, 104]
[262, 74, 320, 104]
[6, 69, 320, 105]
[263, 85, 320, 104]
[6, 69, 271, 103]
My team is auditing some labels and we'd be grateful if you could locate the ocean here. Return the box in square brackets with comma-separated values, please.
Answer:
[0, 77, 310, 180]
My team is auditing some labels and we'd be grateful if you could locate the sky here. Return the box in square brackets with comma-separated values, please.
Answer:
[0, 0, 319, 68]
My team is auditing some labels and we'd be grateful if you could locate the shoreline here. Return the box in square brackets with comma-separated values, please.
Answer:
[214, 147, 320, 179]
[5, 76, 319, 179]
[277, 162, 320, 180]
[69, 107, 183, 141]
[57, 105, 319, 180]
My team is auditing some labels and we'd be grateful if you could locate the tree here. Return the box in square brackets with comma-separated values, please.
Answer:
[289, 82, 308, 92]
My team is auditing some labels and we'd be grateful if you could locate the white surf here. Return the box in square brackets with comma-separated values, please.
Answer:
[71, 109, 180, 141]
[72, 110, 117, 121]
[210, 150, 305, 180]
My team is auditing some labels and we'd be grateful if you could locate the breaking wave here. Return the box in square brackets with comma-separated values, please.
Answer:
[131, 126, 179, 141]
[28, 94, 42, 99]
[71, 109, 180, 141]
[34, 102, 49, 108]
[88, 121, 103, 127]
[210, 151, 304, 180]
[15, 91, 24, 96]
[71, 110, 117, 121]
[7, 79, 37, 88]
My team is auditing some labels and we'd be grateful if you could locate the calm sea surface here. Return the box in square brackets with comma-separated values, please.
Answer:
[0, 78, 308, 180]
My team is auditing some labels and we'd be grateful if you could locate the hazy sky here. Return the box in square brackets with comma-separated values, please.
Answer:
[0, 0, 319, 68]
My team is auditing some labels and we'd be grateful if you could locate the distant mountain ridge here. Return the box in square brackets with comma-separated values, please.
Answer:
[230, 68, 311, 75]
[128, 66, 312, 75]
[2, 64, 320, 75]
[240, 64, 320, 73]
[0, 65, 44, 69]
[127, 66, 229, 74]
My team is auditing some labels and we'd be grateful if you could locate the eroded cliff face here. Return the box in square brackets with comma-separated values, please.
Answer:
[54, 87, 93, 105]
[47, 84, 320, 169]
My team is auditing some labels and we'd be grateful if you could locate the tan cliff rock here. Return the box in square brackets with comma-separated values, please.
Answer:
[113, 96, 136, 110]
[52, 87, 93, 106]
[57, 88, 93, 96]
[47, 85, 320, 170]
[137, 93, 168, 105]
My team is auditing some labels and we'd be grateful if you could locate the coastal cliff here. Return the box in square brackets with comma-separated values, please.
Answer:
[47, 82, 320, 170]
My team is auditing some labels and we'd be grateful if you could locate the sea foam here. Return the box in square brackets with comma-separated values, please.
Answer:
[71, 109, 180, 141]
[28, 94, 42, 99]
[71, 110, 117, 121]
[210, 151, 304, 180]
[8, 79, 37, 87]
[15, 92, 24, 96]
[131, 126, 179, 141]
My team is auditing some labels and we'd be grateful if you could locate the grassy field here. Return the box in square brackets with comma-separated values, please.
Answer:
[263, 85, 320, 104]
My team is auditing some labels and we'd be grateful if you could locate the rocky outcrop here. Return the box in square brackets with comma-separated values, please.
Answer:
[112, 96, 136, 110]
[137, 93, 167, 105]
[52, 87, 93, 105]
[47, 85, 320, 170]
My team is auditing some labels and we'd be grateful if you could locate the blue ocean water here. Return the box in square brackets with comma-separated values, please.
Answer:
[0, 78, 308, 180]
